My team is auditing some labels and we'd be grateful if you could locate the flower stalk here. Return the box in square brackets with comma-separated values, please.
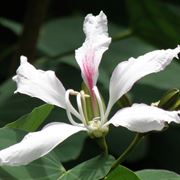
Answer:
[95, 136, 108, 155]
[110, 133, 144, 171]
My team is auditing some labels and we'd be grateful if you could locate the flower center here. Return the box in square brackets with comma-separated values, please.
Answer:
[88, 118, 109, 138]
[64, 87, 109, 137]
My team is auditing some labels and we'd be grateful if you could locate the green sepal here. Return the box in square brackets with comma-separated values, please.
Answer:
[158, 88, 180, 110]
[117, 94, 132, 108]
[171, 99, 180, 110]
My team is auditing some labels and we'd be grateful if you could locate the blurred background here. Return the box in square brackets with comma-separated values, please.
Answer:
[0, 0, 180, 177]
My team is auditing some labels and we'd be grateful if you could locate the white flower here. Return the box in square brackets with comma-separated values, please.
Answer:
[0, 11, 180, 166]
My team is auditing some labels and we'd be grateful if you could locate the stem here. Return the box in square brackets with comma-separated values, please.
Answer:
[96, 136, 108, 155]
[110, 133, 144, 171]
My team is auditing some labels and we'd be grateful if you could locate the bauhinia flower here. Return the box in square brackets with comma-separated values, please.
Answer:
[0, 11, 180, 166]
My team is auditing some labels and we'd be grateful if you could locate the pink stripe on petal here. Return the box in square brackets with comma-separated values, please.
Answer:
[82, 49, 98, 111]
[82, 49, 95, 91]
[75, 11, 111, 91]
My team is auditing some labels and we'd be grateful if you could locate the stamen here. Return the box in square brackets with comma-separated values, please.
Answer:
[76, 93, 91, 130]
[93, 86, 106, 125]
[65, 89, 83, 126]
[66, 109, 83, 127]
[104, 105, 111, 121]
[80, 90, 89, 123]
[65, 89, 81, 119]
[69, 90, 79, 96]
[70, 90, 90, 98]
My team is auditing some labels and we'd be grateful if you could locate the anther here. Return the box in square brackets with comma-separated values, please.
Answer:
[80, 90, 90, 98]
[69, 90, 79, 96]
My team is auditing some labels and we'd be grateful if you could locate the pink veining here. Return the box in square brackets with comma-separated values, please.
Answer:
[82, 49, 99, 114]
[82, 49, 95, 91]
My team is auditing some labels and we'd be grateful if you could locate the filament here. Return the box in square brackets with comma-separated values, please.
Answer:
[93, 86, 105, 125]
[65, 89, 82, 126]
[65, 89, 81, 119]
[76, 93, 91, 130]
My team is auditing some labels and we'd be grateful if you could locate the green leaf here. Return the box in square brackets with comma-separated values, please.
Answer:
[0, 152, 65, 180]
[60, 155, 115, 180]
[0, 127, 65, 179]
[0, 18, 21, 35]
[38, 16, 84, 57]
[0, 128, 86, 179]
[106, 165, 140, 180]
[56, 132, 87, 162]
[136, 169, 180, 180]
[107, 127, 148, 163]
[139, 60, 180, 89]
[38, 16, 124, 57]
[0, 79, 16, 105]
[6, 104, 54, 132]
[0, 94, 44, 127]
[126, 0, 180, 47]
[0, 78, 44, 126]
[146, 126, 180, 172]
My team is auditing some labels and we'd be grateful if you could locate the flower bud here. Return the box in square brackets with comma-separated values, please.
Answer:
[158, 89, 180, 110]
[116, 94, 132, 108]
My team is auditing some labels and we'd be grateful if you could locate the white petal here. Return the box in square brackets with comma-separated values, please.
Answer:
[106, 46, 180, 115]
[107, 104, 180, 133]
[75, 11, 111, 91]
[0, 122, 85, 166]
[13, 56, 66, 108]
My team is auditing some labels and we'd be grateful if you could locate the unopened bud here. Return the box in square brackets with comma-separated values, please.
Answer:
[158, 89, 180, 110]
[117, 94, 132, 108]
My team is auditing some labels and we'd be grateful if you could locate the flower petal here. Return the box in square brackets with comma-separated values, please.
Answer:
[0, 122, 85, 166]
[13, 56, 66, 108]
[107, 103, 180, 133]
[106, 46, 180, 114]
[75, 11, 111, 91]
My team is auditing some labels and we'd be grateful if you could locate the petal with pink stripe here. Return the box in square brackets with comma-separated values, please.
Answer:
[75, 11, 111, 92]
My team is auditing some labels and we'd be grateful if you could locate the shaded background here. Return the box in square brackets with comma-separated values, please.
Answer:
[0, 0, 180, 178]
